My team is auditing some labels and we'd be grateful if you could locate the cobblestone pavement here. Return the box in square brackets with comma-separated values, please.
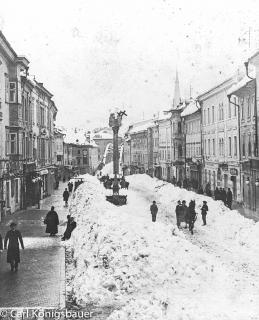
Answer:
[0, 182, 70, 308]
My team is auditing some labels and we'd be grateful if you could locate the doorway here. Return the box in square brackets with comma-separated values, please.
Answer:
[224, 174, 228, 189]
[231, 176, 237, 200]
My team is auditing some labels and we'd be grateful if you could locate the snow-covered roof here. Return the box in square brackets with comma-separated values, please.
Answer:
[181, 100, 200, 117]
[64, 128, 97, 147]
[227, 76, 255, 96]
[128, 119, 155, 134]
[93, 130, 113, 140]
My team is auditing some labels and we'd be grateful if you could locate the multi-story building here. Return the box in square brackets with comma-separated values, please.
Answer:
[198, 77, 242, 201]
[125, 120, 154, 174]
[157, 105, 185, 183]
[53, 127, 65, 166]
[181, 100, 202, 188]
[147, 122, 160, 177]
[227, 59, 259, 211]
[157, 113, 172, 181]
[0, 32, 30, 216]
[64, 129, 98, 176]
[0, 31, 58, 217]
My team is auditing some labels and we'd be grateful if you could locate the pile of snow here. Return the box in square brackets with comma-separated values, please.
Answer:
[127, 175, 259, 269]
[67, 174, 259, 319]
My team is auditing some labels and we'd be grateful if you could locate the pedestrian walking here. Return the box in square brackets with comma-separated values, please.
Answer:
[63, 188, 69, 206]
[188, 200, 197, 235]
[175, 200, 183, 228]
[226, 188, 233, 209]
[4, 222, 24, 272]
[201, 201, 209, 225]
[150, 201, 158, 222]
[44, 206, 59, 236]
[61, 215, 77, 241]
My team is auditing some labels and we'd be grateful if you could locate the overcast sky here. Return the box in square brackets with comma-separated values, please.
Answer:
[1, 0, 259, 129]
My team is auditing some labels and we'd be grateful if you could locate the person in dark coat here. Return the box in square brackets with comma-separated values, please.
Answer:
[197, 185, 203, 194]
[44, 206, 59, 236]
[222, 188, 227, 205]
[182, 200, 189, 228]
[68, 182, 73, 193]
[177, 180, 182, 188]
[150, 201, 158, 222]
[201, 201, 209, 226]
[226, 188, 233, 209]
[63, 188, 69, 206]
[175, 200, 183, 228]
[4, 222, 24, 272]
[188, 200, 197, 235]
[219, 188, 223, 201]
[214, 187, 219, 200]
[61, 215, 77, 241]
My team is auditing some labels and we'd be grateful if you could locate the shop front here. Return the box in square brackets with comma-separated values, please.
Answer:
[242, 160, 259, 211]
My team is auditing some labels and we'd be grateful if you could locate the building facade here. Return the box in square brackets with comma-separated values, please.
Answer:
[181, 101, 202, 188]
[0, 31, 58, 219]
[198, 77, 242, 201]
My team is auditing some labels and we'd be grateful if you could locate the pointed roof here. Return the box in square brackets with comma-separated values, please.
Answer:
[173, 70, 181, 108]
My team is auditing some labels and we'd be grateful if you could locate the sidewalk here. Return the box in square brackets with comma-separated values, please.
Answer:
[0, 182, 69, 308]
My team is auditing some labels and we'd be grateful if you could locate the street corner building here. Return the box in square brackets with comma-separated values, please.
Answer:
[0, 31, 60, 221]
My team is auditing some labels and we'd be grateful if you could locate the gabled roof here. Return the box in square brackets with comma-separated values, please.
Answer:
[181, 100, 201, 117]
[227, 76, 255, 97]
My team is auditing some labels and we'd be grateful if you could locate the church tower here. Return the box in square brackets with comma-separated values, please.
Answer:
[173, 70, 181, 108]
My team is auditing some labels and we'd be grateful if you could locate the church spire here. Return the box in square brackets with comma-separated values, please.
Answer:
[173, 70, 181, 108]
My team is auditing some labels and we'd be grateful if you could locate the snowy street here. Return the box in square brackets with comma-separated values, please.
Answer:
[67, 174, 259, 320]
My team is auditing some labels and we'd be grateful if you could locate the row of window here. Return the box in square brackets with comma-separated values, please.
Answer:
[5, 131, 53, 161]
[159, 145, 183, 161]
[186, 143, 201, 157]
[204, 136, 238, 157]
[203, 95, 255, 126]
[185, 119, 201, 134]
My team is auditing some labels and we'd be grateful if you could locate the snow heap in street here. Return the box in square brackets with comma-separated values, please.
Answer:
[68, 174, 259, 320]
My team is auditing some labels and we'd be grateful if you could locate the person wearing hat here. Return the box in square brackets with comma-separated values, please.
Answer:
[150, 201, 158, 222]
[4, 222, 24, 272]
[201, 201, 209, 226]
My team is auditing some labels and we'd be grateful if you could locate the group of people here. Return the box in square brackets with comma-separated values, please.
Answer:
[150, 199, 209, 235]
[0, 206, 77, 272]
[100, 174, 129, 191]
[44, 206, 77, 240]
[214, 187, 233, 209]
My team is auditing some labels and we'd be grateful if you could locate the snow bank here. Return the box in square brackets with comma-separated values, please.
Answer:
[67, 174, 259, 319]
[127, 174, 259, 260]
